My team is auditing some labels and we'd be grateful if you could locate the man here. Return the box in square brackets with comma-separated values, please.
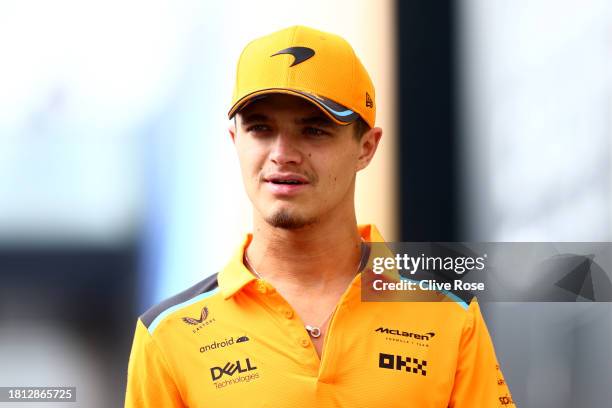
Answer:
[125, 25, 515, 407]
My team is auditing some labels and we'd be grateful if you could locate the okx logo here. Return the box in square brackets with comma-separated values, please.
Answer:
[210, 358, 257, 381]
[379, 353, 427, 376]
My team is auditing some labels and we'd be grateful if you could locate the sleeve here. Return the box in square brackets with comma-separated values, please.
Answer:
[125, 319, 186, 408]
[448, 300, 516, 407]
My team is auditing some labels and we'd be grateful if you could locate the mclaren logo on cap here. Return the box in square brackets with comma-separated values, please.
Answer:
[271, 47, 315, 67]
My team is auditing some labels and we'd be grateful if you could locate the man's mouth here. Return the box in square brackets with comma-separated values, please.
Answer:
[264, 174, 309, 185]
[263, 174, 310, 195]
[269, 179, 305, 185]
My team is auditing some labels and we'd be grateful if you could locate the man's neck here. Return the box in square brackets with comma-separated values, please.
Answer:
[245, 212, 364, 295]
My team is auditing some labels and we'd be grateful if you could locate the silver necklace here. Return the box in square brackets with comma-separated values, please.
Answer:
[243, 239, 366, 338]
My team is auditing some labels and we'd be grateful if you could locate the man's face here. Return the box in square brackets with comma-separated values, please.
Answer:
[230, 94, 368, 230]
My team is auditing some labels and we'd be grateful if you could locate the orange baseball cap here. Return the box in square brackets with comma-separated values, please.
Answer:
[228, 25, 376, 128]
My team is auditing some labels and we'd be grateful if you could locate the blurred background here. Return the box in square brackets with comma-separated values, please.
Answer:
[0, 0, 609, 406]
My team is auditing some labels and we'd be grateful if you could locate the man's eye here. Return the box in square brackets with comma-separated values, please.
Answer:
[247, 124, 271, 132]
[304, 127, 329, 137]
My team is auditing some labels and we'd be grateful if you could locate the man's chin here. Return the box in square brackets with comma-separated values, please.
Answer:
[264, 210, 317, 230]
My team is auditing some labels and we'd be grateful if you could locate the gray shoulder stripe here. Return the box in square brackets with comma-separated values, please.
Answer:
[140, 273, 219, 329]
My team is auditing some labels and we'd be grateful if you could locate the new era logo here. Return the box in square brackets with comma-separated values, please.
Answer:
[365, 92, 373, 108]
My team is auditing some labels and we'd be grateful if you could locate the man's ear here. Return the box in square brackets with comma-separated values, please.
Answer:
[229, 120, 236, 144]
[356, 127, 383, 171]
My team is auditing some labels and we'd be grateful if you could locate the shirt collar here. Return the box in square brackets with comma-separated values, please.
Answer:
[217, 224, 385, 300]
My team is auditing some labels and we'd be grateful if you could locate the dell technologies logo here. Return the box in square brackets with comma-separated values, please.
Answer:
[210, 358, 257, 381]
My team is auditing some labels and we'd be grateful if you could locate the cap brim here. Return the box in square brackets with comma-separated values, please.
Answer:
[228, 88, 360, 125]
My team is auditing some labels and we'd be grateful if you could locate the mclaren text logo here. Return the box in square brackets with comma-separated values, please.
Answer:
[379, 353, 427, 376]
[182, 306, 216, 334]
[375, 327, 435, 341]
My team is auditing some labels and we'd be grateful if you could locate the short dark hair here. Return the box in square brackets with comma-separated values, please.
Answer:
[353, 117, 371, 140]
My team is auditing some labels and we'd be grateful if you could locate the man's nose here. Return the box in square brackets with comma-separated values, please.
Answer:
[269, 132, 302, 165]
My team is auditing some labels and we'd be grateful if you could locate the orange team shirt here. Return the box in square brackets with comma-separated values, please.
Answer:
[125, 224, 516, 407]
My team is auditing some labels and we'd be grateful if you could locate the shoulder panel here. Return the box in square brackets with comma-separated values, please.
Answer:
[140, 273, 219, 332]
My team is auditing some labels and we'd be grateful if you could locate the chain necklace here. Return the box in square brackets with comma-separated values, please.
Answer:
[243, 239, 366, 338]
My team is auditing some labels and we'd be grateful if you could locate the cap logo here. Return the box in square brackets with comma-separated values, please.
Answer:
[366, 92, 374, 108]
[271, 46, 315, 67]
